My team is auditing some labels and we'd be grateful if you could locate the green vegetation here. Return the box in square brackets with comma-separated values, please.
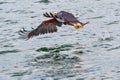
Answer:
[35, 53, 67, 61]
[33, 44, 83, 65]
[36, 44, 73, 53]
[33, 53, 80, 66]
[39, 0, 50, 3]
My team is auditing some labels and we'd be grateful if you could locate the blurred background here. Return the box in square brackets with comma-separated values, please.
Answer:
[0, 0, 120, 80]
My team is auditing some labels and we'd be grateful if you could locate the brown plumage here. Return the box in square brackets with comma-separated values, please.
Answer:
[28, 19, 58, 38]
[19, 11, 89, 39]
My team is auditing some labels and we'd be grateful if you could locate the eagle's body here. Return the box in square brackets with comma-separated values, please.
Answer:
[19, 11, 89, 39]
[56, 11, 80, 23]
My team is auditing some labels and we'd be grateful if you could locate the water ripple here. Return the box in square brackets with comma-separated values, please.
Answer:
[106, 20, 120, 25]
[0, 50, 19, 55]
[0, 0, 120, 79]
[87, 16, 105, 19]
[0, 2, 15, 4]
[107, 45, 120, 51]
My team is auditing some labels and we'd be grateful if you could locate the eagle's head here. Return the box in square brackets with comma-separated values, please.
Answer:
[52, 12, 57, 16]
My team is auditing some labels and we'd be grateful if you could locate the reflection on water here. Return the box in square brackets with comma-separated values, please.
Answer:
[0, 0, 120, 80]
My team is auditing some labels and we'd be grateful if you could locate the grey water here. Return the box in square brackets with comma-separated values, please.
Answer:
[0, 0, 120, 80]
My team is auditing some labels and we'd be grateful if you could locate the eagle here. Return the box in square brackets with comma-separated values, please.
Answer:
[19, 11, 89, 39]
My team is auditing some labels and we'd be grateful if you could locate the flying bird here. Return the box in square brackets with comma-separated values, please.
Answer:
[19, 11, 89, 39]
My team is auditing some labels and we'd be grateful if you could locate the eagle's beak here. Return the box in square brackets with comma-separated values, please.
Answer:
[52, 12, 57, 16]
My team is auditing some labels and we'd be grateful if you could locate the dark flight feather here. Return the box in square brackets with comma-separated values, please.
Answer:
[20, 19, 59, 39]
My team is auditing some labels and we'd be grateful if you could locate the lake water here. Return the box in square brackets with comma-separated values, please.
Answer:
[0, 0, 120, 80]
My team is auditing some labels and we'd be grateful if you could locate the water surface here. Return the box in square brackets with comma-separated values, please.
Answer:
[0, 0, 120, 80]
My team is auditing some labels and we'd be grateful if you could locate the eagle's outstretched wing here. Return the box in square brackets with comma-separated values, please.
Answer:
[43, 11, 80, 23]
[56, 11, 80, 22]
[19, 19, 60, 39]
